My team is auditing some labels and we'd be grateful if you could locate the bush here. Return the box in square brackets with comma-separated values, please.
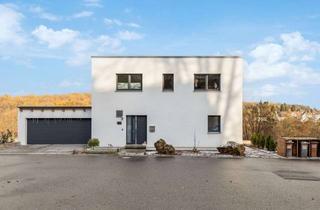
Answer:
[259, 135, 266, 149]
[266, 136, 277, 151]
[251, 133, 258, 146]
[251, 133, 277, 151]
[88, 138, 100, 149]
[0, 129, 15, 144]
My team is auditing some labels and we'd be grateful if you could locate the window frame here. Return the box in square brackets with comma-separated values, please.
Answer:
[207, 115, 221, 133]
[116, 74, 143, 91]
[162, 73, 174, 92]
[194, 74, 221, 91]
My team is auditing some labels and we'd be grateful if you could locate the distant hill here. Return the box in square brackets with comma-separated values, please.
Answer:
[243, 102, 320, 140]
[0, 93, 319, 140]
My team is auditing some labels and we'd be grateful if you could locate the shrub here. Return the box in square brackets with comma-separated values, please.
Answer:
[88, 138, 100, 149]
[266, 136, 277, 151]
[0, 129, 15, 144]
[259, 135, 266, 149]
[251, 133, 258, 146]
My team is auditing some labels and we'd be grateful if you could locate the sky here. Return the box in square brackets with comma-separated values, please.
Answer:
[1, 0, 320, 108]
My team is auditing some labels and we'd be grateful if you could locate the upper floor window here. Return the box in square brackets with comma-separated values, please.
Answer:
[117, 74, 142, 91]
[163, 74, 174, 91]
[194, 74, 220, 91]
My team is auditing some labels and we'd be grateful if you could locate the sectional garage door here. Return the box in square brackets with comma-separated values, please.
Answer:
[27, 118, 91, 144]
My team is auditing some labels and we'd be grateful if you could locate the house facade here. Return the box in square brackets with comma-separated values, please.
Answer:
[92, 56, 243, 148]
[18, 56, 243, 148]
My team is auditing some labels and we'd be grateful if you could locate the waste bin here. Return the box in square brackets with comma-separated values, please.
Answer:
[300, 141, 309, 157]
[311, 142, 318, 157]
[286, 141, 293, 157]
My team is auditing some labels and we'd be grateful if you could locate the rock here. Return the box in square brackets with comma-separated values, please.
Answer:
[217, 141, 245, 156]
[154, 139, 176, 155]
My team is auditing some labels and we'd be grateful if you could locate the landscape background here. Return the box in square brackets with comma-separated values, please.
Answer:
[0, 93, 319, 141]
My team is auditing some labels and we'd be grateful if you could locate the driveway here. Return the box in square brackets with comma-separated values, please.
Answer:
[0, 156, 319, 210]
[0, 144, 84, 154]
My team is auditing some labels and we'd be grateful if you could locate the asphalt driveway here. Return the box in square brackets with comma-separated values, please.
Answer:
[0, 156, 319, 210]
[0, 144, 84, 154]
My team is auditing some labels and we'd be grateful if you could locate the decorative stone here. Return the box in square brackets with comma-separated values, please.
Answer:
[154, 139, 176, 155]
[217, 141, 245, 156]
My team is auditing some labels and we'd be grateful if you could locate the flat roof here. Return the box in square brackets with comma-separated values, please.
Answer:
[91, 55, 241, 58]
[282, 137, 320, 141]
[18, 106, 92, 110]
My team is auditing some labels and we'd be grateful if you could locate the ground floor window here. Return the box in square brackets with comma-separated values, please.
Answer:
[208, 115, 221, 133]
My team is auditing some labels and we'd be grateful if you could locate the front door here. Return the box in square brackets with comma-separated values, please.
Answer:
[126, 115, 147, 144]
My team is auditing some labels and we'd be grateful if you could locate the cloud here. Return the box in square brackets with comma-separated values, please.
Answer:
[117, 30, 143, 40]
[104, 18, 141, 28]
[104, 18, 123, 26]
[0, 4, 25, 45]
[83, 0, 102, 7]
[245, 32, 320, 102]
[127, 23, 141, 28]
[29, 5, 60, 21]
[32, 25, 79, 48]
[72, 11, 93, 18]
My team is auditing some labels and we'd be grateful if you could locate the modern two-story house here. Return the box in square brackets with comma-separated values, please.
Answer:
[18, 56, 243, 149]
[92, 56, 243, 149]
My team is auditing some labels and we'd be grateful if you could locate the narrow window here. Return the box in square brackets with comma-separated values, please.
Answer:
[208, 115, 221, 133]
[163, 74, 174, 91]
[117, 74, 142, 91]
[194, 74, 220, 91]
[208, 74, 220, 90]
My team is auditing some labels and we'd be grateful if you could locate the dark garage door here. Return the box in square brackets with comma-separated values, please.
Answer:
[27, 118, 91, 144]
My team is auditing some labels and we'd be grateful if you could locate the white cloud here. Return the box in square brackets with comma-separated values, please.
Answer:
[72, 11, 93, 18]
[32, 25, 79, 48]
[97, 35, 122, 51]
[249, 43, 283, 63]
[0, 4, 25, 45]
[104, 18, 123, 26]
[104, 18, 141, 28]
[83, 0, 102, 7]
[127, 23, 141, 28]
[117, 30, 143, 40]
[245, 32, 320, 102]
[29, 6, 60, 21]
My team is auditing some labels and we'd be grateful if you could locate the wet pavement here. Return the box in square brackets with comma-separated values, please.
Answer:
[0, 155, 319, 210]
[0, 144, 84, 154]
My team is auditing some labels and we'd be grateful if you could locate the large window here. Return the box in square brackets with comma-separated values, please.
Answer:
[117, 74, 142, 91]
[208, 115, 221, 133]
[163, 74, 174, 91]
[194, 74, 220, 91]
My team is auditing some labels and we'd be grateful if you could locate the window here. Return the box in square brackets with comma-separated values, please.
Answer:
[194, 74, 220, 91]
[163, 74, 174, 91]
[117, 74, 142, 90]
[208, 115, 221, 133]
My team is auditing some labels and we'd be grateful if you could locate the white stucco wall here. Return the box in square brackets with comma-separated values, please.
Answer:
[18, 108, 91, 145]
[92, 56, 243, 148]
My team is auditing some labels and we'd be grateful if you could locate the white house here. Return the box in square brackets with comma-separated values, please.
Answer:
[92, 56, 243, 149]
[18, 56, 243, 149]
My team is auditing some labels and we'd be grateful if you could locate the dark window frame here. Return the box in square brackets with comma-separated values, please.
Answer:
[194, 74, 221, 91]
[162, 73, 174, 92]
[208, 115, 221, 133]
[116, 74, 143, 91]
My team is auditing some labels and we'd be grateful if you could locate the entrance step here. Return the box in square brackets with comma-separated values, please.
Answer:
[119, 146, 146, 156]
[124, 144, 146, 149]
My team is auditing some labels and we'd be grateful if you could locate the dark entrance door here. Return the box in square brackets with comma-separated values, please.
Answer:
[27, 118, 91, 144]
[126, 115, 147, 144]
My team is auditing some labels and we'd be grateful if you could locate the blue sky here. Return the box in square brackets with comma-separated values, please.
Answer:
[1, 0, 320, 107]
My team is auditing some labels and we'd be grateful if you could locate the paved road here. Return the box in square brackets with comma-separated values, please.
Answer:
[0, 155, 319, 210]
